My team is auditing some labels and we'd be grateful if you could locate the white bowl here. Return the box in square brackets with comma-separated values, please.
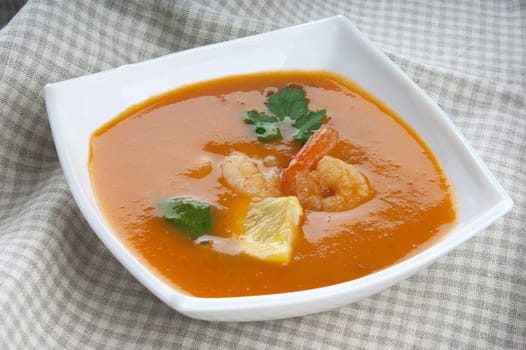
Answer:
[44, 16, 513, 321]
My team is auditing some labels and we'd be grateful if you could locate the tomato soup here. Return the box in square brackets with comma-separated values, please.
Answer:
[90, 71, 456, 297]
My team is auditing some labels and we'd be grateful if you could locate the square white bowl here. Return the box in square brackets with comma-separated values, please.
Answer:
[44, 16, 512, 321]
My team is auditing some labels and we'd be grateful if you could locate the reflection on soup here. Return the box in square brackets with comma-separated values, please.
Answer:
[90, 71, 456, 297]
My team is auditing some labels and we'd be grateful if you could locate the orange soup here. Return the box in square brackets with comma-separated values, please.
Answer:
[90, 71, 456, 297]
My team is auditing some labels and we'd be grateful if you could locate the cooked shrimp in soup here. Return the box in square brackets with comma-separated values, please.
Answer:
[221, 154, 282, 199]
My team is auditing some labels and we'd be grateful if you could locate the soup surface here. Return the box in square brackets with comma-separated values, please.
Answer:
[90, 71, 456, 297]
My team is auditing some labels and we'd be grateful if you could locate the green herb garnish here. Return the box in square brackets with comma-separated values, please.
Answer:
[159, 198, 212, 239]
[292, 110, 326, 144]
[242, 111, 282, 142]
[266, 87, 308, 120]
[243, 86, 327, 144]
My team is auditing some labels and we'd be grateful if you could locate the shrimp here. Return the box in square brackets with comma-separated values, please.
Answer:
[281, 127, 370, 211]
[221, 154, 282, 198]
[317, 155, 370, 211]
[281, 127, 339, 195]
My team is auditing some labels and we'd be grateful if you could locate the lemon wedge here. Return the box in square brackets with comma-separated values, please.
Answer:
[240, 197, 304, 264]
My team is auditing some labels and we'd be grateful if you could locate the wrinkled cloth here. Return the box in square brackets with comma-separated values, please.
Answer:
[0, 1, 524, 348]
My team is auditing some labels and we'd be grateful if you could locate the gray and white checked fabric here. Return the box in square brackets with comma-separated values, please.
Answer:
[0, 0, 524, 348]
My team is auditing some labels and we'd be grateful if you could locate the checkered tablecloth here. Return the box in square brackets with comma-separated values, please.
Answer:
[1, 1, 524, 348]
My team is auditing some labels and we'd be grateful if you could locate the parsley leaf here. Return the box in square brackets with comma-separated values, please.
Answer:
[242, 86, 328, 144]
[242, 110, 281, 142]
[159, 198, 212, 239]
[292, 109, 327, 144]
[266, 87, 308, 120]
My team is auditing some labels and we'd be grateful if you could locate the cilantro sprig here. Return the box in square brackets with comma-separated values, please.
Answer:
[243, 86, 327, 144]
[159, 198, 212, 239]
[242, 111, 282, 142]
[292, 110, 326, 144]
[266, 87, 308, 120]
